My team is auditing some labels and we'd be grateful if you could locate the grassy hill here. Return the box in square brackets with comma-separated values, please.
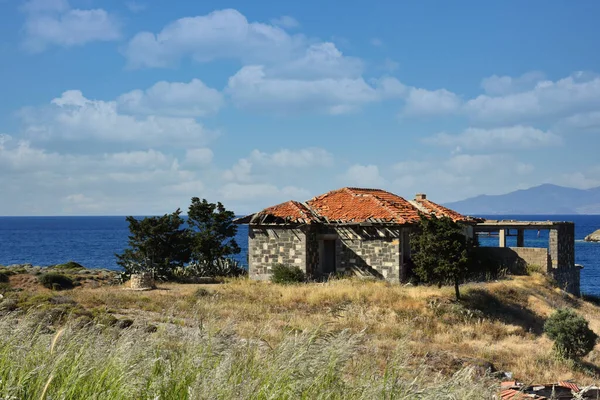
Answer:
[1, 268, 600, 398]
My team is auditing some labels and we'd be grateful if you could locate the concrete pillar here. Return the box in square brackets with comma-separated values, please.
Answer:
[516, 229, 524, 247]
[499, 229, 507, 247]
[549, 224, 575, 269]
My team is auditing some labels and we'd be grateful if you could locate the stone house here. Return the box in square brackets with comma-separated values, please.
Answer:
[235, 187, 475, 282]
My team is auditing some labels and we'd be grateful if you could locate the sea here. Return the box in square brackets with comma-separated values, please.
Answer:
[0, 215, 599, 294]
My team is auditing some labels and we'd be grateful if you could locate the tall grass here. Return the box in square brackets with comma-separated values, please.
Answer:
[0, 314, 496, 399]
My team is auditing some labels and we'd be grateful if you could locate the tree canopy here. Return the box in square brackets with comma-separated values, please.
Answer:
[187, 197, 240, 265]
[116, 199, 242, 280]
[410, 213, 474, 300]
[116, 209, 190, 279]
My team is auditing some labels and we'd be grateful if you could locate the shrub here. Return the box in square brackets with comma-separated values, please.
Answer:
[543, 308, 598, 359]
[38, 273, 74, 290]
[53, 261, 86, 271]
[0, 272, 8, 283]
[270, 264, 306, 284]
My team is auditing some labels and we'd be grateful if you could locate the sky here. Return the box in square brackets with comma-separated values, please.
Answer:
[1, 0, 600, 216]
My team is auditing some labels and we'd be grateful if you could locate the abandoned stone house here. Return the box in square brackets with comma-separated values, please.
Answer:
[235, 187, 581, 296]
[235, 187, 476, 282]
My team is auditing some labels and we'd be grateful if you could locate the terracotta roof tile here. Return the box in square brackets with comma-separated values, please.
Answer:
[236, 187, 470, 225]
[415, 198, 467, 222]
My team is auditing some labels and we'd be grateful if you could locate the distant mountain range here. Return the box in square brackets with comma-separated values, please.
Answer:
[444, 184, 600, 215]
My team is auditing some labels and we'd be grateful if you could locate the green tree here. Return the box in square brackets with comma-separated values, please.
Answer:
[116, 209, 191, 279]
[187, 198, 241, 266]
[410, 213, 474, 300]
[544, 308, 598, 359]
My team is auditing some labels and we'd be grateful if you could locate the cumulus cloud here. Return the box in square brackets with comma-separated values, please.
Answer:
[270, 15, 300, 29]
[223, 148, 333, 183]
[403, 88, 462, 116]
[20, 90, 214, 146]
[480, 71, 546, 95]
[21, 0, 120, 52]
[184, 148, 214, 167]
[123, 9, 305, 68]
[226, 65, 381, 114]
[117, 79, 223, 117]
[465, 72, 600, 125]
[219, 183, 309, 201]
[342, 165, 385, 187]
[426, 125, 562, 150]
[249, 148, 333, 168]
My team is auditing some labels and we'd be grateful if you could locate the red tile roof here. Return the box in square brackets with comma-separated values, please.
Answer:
[236, 187, 470, 225]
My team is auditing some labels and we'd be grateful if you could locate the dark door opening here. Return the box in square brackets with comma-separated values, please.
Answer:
[322, 239, 336, 275]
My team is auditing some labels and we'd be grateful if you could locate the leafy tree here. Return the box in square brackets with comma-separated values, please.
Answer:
[410, 213, 474, 300]
[544, 308, 598, 359]
[187, 198, 240, 265]
[116, 209, 191, 280]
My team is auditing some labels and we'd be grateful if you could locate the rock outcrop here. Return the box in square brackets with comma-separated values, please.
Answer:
[584, 229, 600, 242]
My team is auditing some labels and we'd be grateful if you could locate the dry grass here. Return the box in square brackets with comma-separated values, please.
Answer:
[4, 272, 600, 390]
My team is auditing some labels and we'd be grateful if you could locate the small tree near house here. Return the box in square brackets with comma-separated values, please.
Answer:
[410, 213, 474, 300]
[187, 197, 241, 266]
[116, 209, 191, 280]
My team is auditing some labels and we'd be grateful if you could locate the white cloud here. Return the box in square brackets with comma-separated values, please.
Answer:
[184, 148, 214, 167]
[226, 65, 382, 114]
[103, 149, 171, 169]
[249, 148, 333, 168]
[117, 79, 223, 117]
[223, 148, 333, 183]
[219, 183, 309, 201]
[270, 15, 299, 29]
[403, 88, 461, 116]
[21, 0, 120, 52]
[480, 71, 545, 95]
[123, 9, 304, 68]
[465, 72, 600, 125]
[553, 168, 600, 189]
[426, 125, 562, 150]
[558, 111, 600, 132]
[342, 164, 385, 187]
[21, 90, 214, 146]
[268, 42, 363, 79]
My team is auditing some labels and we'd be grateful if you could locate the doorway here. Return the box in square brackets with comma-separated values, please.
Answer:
[322, 239, 336, 275]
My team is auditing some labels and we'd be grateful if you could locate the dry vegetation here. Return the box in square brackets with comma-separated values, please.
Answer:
[2, 270, 600, 398]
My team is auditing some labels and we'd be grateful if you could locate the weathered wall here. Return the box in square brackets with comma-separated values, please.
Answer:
[334, 227, 402, 282]
[512, 247, 551, 271]
[248, 226, 307, 280]
[549, 223, 578, 295]
[474, 247, 549, 274]
[550, 266, 580, 296]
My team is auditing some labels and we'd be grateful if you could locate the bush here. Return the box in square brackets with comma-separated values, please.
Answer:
[52, 261, 86, 271]
[543, 308, 598, 359]
[0, 272, 9, 283]
[270, 264, 306, 285]
[177, 258, 247, 280]
[38, 273, 74, 290]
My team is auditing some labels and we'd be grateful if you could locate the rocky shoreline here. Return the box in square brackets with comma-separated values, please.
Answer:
[584, 229, 600, 242]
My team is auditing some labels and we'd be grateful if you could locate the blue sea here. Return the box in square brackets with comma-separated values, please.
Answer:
[0, 215, 599, 294]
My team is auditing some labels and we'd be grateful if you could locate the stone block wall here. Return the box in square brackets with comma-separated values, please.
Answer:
[511, 247, 551, 271]
[549, 223, 578, 296]
[550, 266, 580, 296]
[335, 227, 401, 281]
[248, 226, 308, 280]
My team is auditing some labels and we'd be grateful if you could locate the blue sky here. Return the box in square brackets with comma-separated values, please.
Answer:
[1, 0, 600, 215]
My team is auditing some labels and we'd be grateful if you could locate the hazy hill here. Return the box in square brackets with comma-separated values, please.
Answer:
[444, 184, 600, 215]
